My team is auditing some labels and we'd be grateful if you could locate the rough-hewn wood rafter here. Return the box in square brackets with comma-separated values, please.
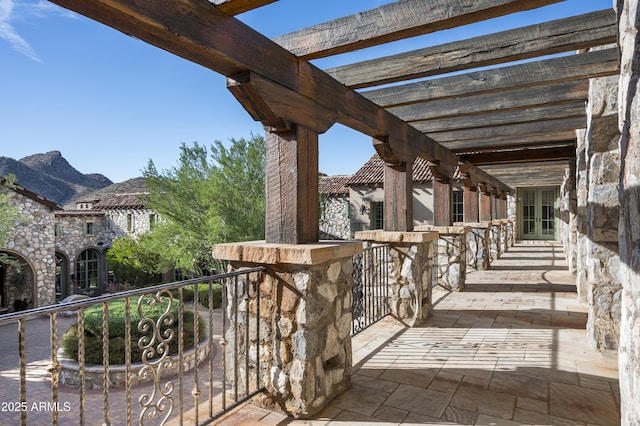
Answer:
[211, 0, 277, 16]
[389, 81, 588, 122]
[273, 0, 562, 60]
[460, 146, 576, 165]
[363, 49, 618, 108]
[327, 9, 616, 89]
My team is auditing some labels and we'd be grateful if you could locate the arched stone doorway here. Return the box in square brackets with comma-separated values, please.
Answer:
[55, 251, 70, 301]
[0, 251, 35, 312]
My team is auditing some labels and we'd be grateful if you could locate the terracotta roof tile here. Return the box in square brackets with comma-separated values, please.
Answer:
[319, 175, 350, 195]
[347, 153, 433, 185]
[93, 193, 149, 209]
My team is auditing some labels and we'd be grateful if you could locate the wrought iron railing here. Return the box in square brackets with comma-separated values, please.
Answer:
[0, 267, 265, 426]
[351, 244, 390, 335]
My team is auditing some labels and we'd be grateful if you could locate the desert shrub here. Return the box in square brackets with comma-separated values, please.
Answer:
[62, 296, 205, 365]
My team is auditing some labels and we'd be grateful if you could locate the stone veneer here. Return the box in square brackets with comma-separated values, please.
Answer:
[3, 191, 57, 310]
[559, 165, 578, 274]
[319, 195, 351, 240]
[415, 226, 469, 292]
[456, 222, 491, 271]
[355, 230, 437, 326]
[212, 241, 362, 418]
[489, 220, 503, 262]
[576, 128, 590, 303]
[616, 0, 640, 422]
[585, 75, 622, 352]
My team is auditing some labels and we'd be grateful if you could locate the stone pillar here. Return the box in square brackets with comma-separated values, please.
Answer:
[560, 163, 578, 274]
[212, 241, 362, 418]
[489, 220, 502, 262]
[576, 128, 589, 303]
[617, 0, 640, 421]
[585, 75, 622, 352]
[416, 225, 470, 291]
[355, 230, 437, 326]
[499, 219, 509, 254]
[455, 222, 491, 271]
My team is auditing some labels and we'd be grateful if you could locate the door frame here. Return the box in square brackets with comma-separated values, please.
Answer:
[517, 186, 559, 241]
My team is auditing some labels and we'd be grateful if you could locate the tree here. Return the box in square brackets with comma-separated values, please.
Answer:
[106, 235, 162, 288]
[143, 136, 265, 275]
[0, 175, 21, 267]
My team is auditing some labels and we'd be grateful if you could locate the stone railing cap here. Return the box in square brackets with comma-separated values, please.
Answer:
[414, 225, 471, 235]
[212, 240, 364, 265]
[453, 222, 492, 229]
[354, 230, 439, 243]
[490, 220, 504, 225]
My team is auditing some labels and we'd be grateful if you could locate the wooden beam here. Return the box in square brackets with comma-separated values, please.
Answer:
[463, 186, 479, 223]
[480, 189, 493, 222]
[412, 103, 585, 133]
[429, 117, 587, 145]
[479, 161, 570, 188]
[460, 146, 576, 165]
[211, 0, 277, 15]
[48, 0, 463, 176]
[448, 133, 577, 153]
[273, 0, 562, 60]
[327, 10, 615, 89]
[389, 81, 588, 122]
[265, 124, 319, 244]
[384, 161, 414, 232]
[458, 162, 512, 195]
[433, 178, 453, 226]
[363, 48, 618, 108]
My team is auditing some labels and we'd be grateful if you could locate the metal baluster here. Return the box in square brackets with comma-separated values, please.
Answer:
[192, 284, 201, 425]
[245, 280, 250, 397]
[221, 278, 228, 412]
[18, 318, 27, 426]
[124, 297, 132, 426]
[50, 312, 60, 426]
[102, 302, 111, 425]
[77, 307, 86, 426]
[208, 281, 215, 419]
[178, 288, 184, 425]
[234, 274, 239, 401]
[256, 272, 261, 391]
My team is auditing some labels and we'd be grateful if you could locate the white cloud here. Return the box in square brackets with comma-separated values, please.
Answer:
[0, 0, 76, 62]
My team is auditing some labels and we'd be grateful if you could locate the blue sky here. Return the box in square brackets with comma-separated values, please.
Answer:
[1, 0, 611, 183]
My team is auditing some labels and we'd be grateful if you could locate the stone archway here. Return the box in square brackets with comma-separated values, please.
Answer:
[0, 251, 36, 312]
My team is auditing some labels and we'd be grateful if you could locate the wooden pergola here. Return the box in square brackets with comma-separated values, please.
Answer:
[49, 0, 617, 244]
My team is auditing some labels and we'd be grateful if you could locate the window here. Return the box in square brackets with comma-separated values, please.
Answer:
[127, 213, 133, 233]
[371, 202, 384, 230]
[83, 222, 95, 235]
[149, 214, 156, 230]
[76, 249, 99, 291]
[453, 191, 464, 223]
[54, 223, 62, 237]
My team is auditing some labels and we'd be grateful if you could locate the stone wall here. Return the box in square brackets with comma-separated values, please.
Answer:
[108, 209, 156, 238]
[616, 0, 640, 422]
[3, 191, 57, 310]
[576, 128, 589, 303]
[559, 165, 578, 274]
[319, 195, 351, 240]
[585, 75, 622, 352]
[457, 223, 490, 271]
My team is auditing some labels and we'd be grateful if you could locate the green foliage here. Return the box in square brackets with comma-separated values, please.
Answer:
[106, 235, 162, 288]
[143, 136, 265, 276]
[173, 283, 223, 309]
[61, 297, 205, 365]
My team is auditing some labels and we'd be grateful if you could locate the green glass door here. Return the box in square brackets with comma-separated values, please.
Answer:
[520, 187, 557, 240]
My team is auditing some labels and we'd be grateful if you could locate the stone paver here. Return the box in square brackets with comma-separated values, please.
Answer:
[214, 242, 621, 425]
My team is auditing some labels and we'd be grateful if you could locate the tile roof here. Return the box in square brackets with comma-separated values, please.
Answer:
[347, 153, 433, 185]
[92, 193, 149, 209]
[319, 175, 350, 195]
[55, 210, 106, 217]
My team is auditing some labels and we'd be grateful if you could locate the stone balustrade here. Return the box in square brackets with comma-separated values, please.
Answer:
[355, 231, 438, 326]
[212, 241, 362, 418]
[489, 220, 503, 261]
[455, 222, 491, 271]
[415, 226, 470, 292]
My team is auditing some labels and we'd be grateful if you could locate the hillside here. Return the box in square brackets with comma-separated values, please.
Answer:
[0, 151, 115, 205]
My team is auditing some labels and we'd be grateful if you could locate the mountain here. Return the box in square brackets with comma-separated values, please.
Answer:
[0, 151, 114, 205]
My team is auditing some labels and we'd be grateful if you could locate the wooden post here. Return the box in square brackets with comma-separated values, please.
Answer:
[463, 186, 479, 223]
[383, 161, 414, 232]
[433, 178, 452, 226]
[480, 184, 492, 222]
[491, 189, 500, 220]
[500, 192, 508, 219]
[265, 124, 319, 244]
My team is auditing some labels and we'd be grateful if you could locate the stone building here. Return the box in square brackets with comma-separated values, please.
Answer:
[0, 181, 60, 313]
[319, 175, 351, 240]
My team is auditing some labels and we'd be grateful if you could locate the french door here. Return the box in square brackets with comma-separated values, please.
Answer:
[520, 187, 557, 240]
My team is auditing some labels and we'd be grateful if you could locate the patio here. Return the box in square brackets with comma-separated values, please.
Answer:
[214, 242, 620, 425]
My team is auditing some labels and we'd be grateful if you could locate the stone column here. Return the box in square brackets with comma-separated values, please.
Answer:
[416, 225, 470, 291]
[560, 163, 578, 274]
[355, 230, 437, 326]
[454, 222, 491, 271]
[576, 128, 589, 303]
[617, 0, 640, 422]
[489, 220, 502, 262]
[585, 75, 622, 352]
[499, 219, 509, 254]
[212, 241, 362, 418]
